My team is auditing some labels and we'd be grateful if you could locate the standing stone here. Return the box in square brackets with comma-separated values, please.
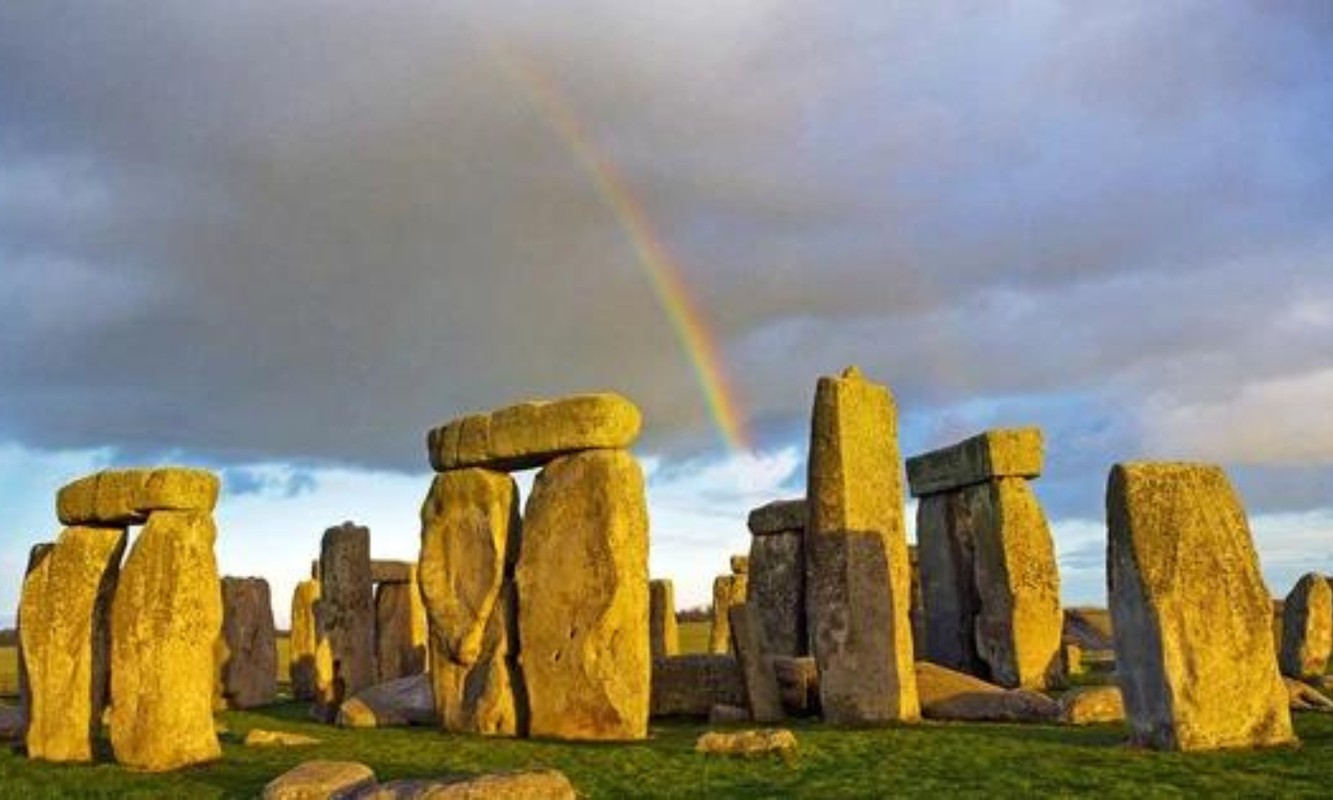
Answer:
[314, 522, 375, 720]
[908, 544, 925, 659]
[730, 555, 750, 574]
[110, 510, 222, 771]
[418, 469, 522, 735]
[649, 579, 680, 659]
[218, 577, 278, 709]
[17, 542, 54, 730]
[375, 567, 429, 682]
[708, 574, 749, 654]
[517, 449, 650, 740]
[729, 603, 786, 723]
[20, 526, 126, 763]
[915, 492, 985, 675]
[805, 366, 919, 724]
[290, 580, 322, 701]
[747, 500, 806, 658]
[1279, 573, 1332, 680]
[1107, 462, 1295, 751]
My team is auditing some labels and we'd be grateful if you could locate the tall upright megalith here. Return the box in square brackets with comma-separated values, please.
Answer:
[746, 499, 807, 658]
[805, 366, 918, 724]
[314, 522, 375, 720]
[518, 449, 650, 740]
[217, 577, 278, 709]
[375, 565, 429, 682]
[290, 579, 322, 701]
[907, 428, 1061, 689]
[708, 571, 748, 654]
[649, 579, 680, 659]
[1278, 573, 1332, 681]
[17, 542, 54, 735]
[20, 526, 126, 762]
[1107, 462, 1294, 751]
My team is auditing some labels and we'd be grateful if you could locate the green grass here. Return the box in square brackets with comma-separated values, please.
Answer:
[679, 620, 710, 654]
[1, 701, 1331, 798]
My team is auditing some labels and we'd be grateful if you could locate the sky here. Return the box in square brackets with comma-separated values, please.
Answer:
[2, 2, 1331, 626]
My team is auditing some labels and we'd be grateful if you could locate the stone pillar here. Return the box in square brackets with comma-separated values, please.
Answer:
[906, 428, 1061, 689]
[419, 469, 523, 736]
[289, 579, 322, 701]
[708, 573, 748, 654]
[375, 567, 429, 682]
[649, 579, 679, 659]
[746, 499, 806, 658]
[1107, 462, 1294, 751]
[16, 542, 54, 731]
[517, 449, 649, 740]
[805, 366, 918, 724]
[314, 521, 374, 720]
[217, 577, 277, 709]
[1278, 572, 1332, 680]
[729, 603, 785, 723]
[20, 527, 126, 763]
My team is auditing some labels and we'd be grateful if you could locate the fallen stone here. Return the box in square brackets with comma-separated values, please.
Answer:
[427, 393, 642, 472]
[649, 579, 680, 659]
[1279, 573, 1332, 680]
[262, 760, 376, 800]
[517, 449, 650, 740]
[315, 521, 376, 720]
[289, 579, 322, 701]
[243, 728, 321, 747]
[109, 510, 222, 771]
[365, 769, 577, 800]
[695, 728, 798, 759]
[905, 428, 1044, 498]
[730, 555, 749, 574]
[20, 525, 127, 763]
[375, 573, 428, 682]
[370, 560, 414, 585]
[0, 706, 26, 741]
[806, 366, 918, 724]
[56, 467, 219, 526]
[1059, 686, 1125, 725]
[650, 654, 746, 717]
[708, 704, 750, 725]
[419, 469, 521, 735]
[747, 528, 805, 657]
[729, 603, 785, 723]
[337, 673, 438, 728]
[771, 656, 820, 716]
[708, 574, 748, 654]
[1108, 462, 1295, 751]
[218, 577, 278, 709]
[1063, 608, 1114, 651]
[1284, 678, 1333, 712]
[747, 499, 806, 536]
[914, 661, 1057, 722]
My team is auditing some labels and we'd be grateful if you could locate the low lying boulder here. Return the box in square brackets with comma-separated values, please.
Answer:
[365, 769, 577, 799]
[1058, 686, 1125, 725]
[1284, 678, 1333, 712]
[915, 661, 1058, 722]
[651, 655, 745, 717]
[696, 728, 798, 760]
[337, 674, 437, 728]
[244, 728, 322, 747]
[262, 760, 376, 800]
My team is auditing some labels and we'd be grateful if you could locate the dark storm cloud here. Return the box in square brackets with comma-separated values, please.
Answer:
[0, 2, 1330, 521]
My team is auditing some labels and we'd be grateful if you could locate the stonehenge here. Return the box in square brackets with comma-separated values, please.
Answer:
[1278, 573, 1332, 681]
[217, 577, 278, 710]
[708, 565, 749, 655]
[746, 499, 807, 658]
[313, 522, 376, 720]
[1107, 462, 1295, 751]
[289, 579, 323, 701]
[649, 579, 680, 659]
[374, 564, 428, 683]
[907, 428, 1063, 689]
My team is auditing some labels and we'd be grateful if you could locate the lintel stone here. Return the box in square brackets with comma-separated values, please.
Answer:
[905, 428, 1044, 498]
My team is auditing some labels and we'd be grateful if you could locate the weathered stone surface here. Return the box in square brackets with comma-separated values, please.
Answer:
[708, 574, 748, 654]
[427, 393, 642, 472]
[747, 499, 806, 536]
[1059, 686, 1125, 725]
[218, 577, 278, 709]
[1279, 573, 1332, 680]
[0, 706, 25, 741]
[805, 366, 919, 724]
[367, 770, 577, 800]
[244, 729, 321, 747]
[1107, 462, 1295, 751]
[19, 526, 126, 763]
[649, 579, 679, 659]
[1285, 678, 1333, 712]
[370, 560, 414, 585]
[1062, 643, 1085, 678]
[729, 603, 785, 724]
[262, 760, 376, 800]
[290, 579, 322, 701]
[17, 542, 53, 727]
[695, 728, 798, 759]
[916, 492, 984, 675]
[110, 510, 222, 771]
[914, 662, 1057, 723]
[337, 673, 437, 728]
[56, 467, 219, 526]
[905, 428, 1044, 498]
[771, 656, 820, 716]
[730, 555, 749, 574]
[375, 571, 428, 682]
[314, 521, 375, 720]
[747, 530, 805, 658]
[908, 544, 925, 659]
[419, 469, 521, 735]
[708, 704, 750, 724]
[1063, 608, 1114, 651]
[650, 655, 746, 717]
[518, 449, 650, 740]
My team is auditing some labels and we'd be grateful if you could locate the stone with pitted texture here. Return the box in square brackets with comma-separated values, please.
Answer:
[375, 568, 428, 682]
[427, 393, 641, 472]
[772, 656, 820, 716]
[56, 467, 219, 526]
[729, 603, 785, 724]
[1108, 462, 1295, 751]
[905, 428, 1044, 498]
[17, 542, 53, 730]
[708, 574, 748, 654]
[262, 760, 376, 800]
[289, 579, 322, 701]
[914, 661, 1057, 723]
[218, 577, 278, 709]
[370, 560, 414, 585]
[1279, 573, 1332, 681]
[747, 499, 806, 536]
[1058, 686, 1125, 725]
[649, 579, 679, 659]
[748, 526, 805, 658]
[650, 655, 746, 717]
[365, 770, 577, 800]
[314, 522, 375, 720]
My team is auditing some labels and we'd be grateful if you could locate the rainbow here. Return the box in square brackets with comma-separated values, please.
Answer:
[496, 47, 751, 453]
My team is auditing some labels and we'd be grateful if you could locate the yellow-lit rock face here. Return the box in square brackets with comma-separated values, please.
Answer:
[1279, 573, 1332, 680]
[708, 574, 748, 654]
[419, 469, 521, 735]
[649, 579, 679, 659]
[517, 449, 650, 741]
[289, 580, 322, 701]
[426, 393, 642, 472]
[20, 525, 127, 763]
[56, 467, 219, 526]
[109, 510, 222, 771]
[374, 577, 428, 682]
[805, 366, 919, 724]
[1108, 462, 1295, 751]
